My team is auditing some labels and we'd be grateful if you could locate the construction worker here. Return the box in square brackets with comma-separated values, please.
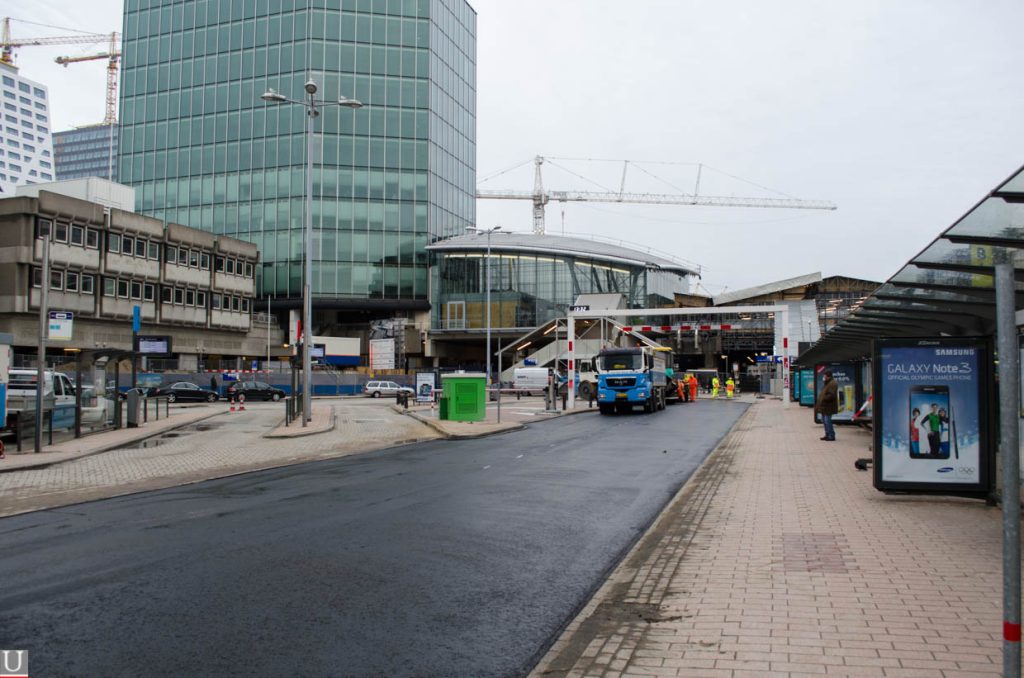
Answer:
[677, 376, 687, 402]
[712, 375, 720, 398]
[688, 373, 698, 402]
[725, 377, 735, 399]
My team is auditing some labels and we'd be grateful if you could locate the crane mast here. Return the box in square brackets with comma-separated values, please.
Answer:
[1, 18, 121, 125]
[479, 155, 838, 235]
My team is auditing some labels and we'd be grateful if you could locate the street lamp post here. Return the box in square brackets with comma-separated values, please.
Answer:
[467, 226, 501, 388]
[262, 80, 362, 425]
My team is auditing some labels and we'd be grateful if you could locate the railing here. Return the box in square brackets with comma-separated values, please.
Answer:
[284, 394, 303, 426]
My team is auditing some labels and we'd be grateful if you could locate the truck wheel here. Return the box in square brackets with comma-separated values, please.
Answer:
[598, 403, 612, 415]
[578, 381, 594, 401]
[644, 397, 653, 414]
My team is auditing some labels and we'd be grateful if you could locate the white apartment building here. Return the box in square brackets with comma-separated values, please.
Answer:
[0, 62, 55, 195]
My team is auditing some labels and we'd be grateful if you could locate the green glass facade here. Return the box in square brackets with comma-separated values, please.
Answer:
[119, 0, 476, 304]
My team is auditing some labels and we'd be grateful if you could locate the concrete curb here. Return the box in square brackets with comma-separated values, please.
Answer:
[0, 410, 228, 474]
[263, 407, 337, 439]
[401, 408, 525, 439]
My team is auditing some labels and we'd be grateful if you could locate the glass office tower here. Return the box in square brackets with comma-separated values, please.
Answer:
[119, 0, 476, 309]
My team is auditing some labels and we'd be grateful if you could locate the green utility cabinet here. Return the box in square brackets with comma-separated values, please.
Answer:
[440, 373, 486, 422]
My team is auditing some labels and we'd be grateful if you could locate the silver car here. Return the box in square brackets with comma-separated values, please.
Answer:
[363, 380, 414, 398]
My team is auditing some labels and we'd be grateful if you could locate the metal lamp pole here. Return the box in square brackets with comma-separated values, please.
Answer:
[467, 226, 501, 387]
[262, 81, 362, 426]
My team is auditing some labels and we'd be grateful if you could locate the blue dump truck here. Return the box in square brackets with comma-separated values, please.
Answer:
[596, 346, 671, 414]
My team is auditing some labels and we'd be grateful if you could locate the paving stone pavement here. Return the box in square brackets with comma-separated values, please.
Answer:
[0, 399, 439, 518]
[533, 397, 1005, 678]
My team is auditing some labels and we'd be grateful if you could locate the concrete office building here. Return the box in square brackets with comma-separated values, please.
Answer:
[53, 124, 119, 181]
[0, 190, 276, 370]
[118, 0, 477, 334]
[0, 63, 55, 195]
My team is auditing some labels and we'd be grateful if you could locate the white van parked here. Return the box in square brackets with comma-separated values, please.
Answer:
[5, 369, 77, 430]
[513, 367, 551, 396]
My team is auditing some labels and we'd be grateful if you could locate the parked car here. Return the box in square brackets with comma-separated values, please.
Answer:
[230, 381, 285, 401]
[363, 380, 414, 398]
[80, 386, 116, 427]
[152, 382, 219, 403]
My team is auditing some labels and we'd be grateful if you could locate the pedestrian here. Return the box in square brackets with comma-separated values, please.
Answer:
[688, 373, 698, 402]
[712, 375, 720, 398]
[210, 375, 218, 395]
[677, 376, 687, 402]
[815, 370, 838, 441]
[725, 377, 735, 399]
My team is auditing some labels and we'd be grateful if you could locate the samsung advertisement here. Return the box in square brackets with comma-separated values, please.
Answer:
[814, 362, 860, 423]
[873, 338, 992, 494]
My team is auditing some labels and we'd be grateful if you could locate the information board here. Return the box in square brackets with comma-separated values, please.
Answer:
[873, 337, 992, 494]
[416, 372, 435, 403]
[799, 369, 816, 407]
[135, 335, 172, 356]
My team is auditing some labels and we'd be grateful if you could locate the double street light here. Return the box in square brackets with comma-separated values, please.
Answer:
[261, 79, 362, 425]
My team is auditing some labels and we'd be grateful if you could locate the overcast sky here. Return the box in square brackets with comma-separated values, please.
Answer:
[14, 1, 1024, 294]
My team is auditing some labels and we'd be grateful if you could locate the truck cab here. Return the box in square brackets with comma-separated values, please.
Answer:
[595, 346, 669, 414]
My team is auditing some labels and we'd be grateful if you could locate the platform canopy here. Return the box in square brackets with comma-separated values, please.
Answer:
[796, 164, 1024, 365]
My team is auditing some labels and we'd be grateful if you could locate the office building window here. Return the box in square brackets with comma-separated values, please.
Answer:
[117, 279, 129, 298]
[50, 269, 63, 290]
[103, 277, 115, 297]
[66, 271, 79, 292]
[85, 228, 99, 249]
[107, 233, 120, 253]
[81, 274, 94, 295]
[143, 283, 155, 301]
[70, 224, 84, 246]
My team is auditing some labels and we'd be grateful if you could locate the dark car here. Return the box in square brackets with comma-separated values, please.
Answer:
[231, 380, 285, 402]
[152, 382, 219, 403]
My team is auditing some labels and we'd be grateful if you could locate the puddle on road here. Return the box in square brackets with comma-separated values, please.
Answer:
[116, 421, 224, 450]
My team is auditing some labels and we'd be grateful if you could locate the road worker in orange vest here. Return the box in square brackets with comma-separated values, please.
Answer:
[677, 376, 686, 402]
[725, 377, 735, 399]
[688, 374, 698, 402]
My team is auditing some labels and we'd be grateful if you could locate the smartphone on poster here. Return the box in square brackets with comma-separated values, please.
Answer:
[909, 385, 951, 459]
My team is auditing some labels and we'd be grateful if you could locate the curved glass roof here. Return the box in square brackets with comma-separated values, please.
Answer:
[426, 231, 701, 277]
[797, 163, 1024, 365]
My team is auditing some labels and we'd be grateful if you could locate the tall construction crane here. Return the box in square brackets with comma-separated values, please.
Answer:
[477, 156, 838, 235]
[55, 35, 121, 125]
[1, 18, 120, 124]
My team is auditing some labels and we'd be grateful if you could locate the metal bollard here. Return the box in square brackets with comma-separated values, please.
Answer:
[16, 411, 23, 452]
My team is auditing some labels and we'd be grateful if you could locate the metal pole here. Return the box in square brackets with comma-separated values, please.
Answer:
[485, 229, 492, 388]
[997, 259, 1021, 678]
[267, 294, 271, 369]
[567, 314, 575, 409]
[302, 93, 315, 426]
[497, 337, 502, 423]
[35, 224, 50, 453]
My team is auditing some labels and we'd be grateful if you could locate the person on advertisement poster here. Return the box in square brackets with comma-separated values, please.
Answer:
[815, 370, 838, 441]
[879, 344, 980, 485]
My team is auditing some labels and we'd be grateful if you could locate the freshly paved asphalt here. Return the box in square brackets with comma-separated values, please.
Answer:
[0, 400, 747, 677]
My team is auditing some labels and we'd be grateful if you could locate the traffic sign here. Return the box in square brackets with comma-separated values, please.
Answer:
[48, 311, 73, 341]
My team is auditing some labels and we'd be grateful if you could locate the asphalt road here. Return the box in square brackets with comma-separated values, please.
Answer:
[0, 400, 747, 677]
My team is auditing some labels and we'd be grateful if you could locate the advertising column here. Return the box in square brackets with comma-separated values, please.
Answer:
[799, 369, 816, 407]
[873, 338, 993, 494]
[814, 362, 859, 424]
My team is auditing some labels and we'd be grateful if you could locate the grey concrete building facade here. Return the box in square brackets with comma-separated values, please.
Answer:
[0, 191, 280, 368]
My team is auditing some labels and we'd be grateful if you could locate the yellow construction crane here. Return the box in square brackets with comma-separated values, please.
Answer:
[1, 17, 120, 124]
[478, 156, 838, 235]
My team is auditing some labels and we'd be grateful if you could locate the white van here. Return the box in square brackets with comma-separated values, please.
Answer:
[513, 367, 550, 396]
[5, 369, 77, 430]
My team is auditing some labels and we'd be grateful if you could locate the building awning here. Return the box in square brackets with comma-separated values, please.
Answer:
[796, 164, 1024, 365]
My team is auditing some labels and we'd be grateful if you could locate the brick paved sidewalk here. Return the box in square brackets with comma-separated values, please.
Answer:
[534, 398, 1003, 677]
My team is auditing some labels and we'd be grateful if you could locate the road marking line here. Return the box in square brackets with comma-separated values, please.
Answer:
[483, 465, 491, 470]
[516, 454, 523, 459]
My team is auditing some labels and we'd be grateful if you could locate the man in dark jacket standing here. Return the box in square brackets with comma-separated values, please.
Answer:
[815, 370, 839, 441]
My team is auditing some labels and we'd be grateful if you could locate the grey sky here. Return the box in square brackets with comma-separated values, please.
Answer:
[13, 1, 1024, 294]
